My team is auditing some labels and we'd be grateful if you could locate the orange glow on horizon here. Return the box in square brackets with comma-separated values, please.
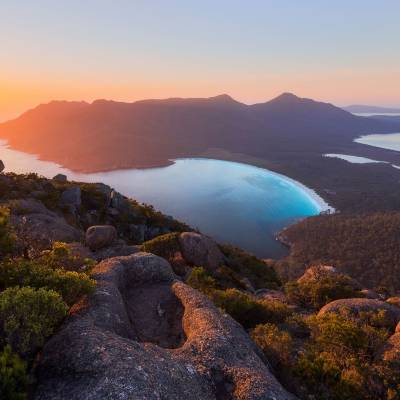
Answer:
[1, 67, 400, 122]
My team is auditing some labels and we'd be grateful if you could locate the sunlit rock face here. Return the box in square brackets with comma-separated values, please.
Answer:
[34, 252, 296, 400]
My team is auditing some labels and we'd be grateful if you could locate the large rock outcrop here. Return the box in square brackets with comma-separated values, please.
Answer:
[60, 186, 81, 207]
[34, 252, 295, 400]
[9, 198, 82, 252]
[318, 298, 400, 328]
[297, 265, 361, 289]
[178, 232, 225, 271]
[297, 265, 338, 283]
[52, 174, 67, 182]
[85, 225, 117, 251]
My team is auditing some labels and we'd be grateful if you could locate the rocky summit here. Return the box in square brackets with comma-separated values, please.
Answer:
[34, 252, 294, 400]
[0, 170, 399, 400]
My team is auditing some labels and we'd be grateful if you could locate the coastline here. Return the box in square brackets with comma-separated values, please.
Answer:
[271, 170, 335, 213]
[0, 140, 334, 214]
[171, 156, 334, 214]
[197, 148, 335, 213]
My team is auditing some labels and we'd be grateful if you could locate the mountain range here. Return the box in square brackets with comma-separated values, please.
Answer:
[0, 92, 399, 173]
[2, 93, 400, 213]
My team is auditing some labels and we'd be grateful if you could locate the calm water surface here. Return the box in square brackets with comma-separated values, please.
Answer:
[0, 141, 327, 258]
[352, 113, 400, 117]
[324, 154, 387, 164]
[355, 133, 400, 152]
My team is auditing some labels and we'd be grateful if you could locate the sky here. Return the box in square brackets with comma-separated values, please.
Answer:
[1, 0, 400, 121]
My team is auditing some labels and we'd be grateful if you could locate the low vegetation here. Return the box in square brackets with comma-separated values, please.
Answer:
[0, 191, 97, 397]
[40, 241, 95, 272]
[141, 232, 181, 260]
[220, 244, 280, 289]
[280, 213, 400, 291]
[0, 258, 95, 306]
[284, 273, 362, 309]
[211, 289, 291, 329]
[185, 258, 400, 399]
[251, 306, 400, 400]
[0, 287, 68, 358]
[0, 345, 29, 400]
[0, 207, 16, 257]
[0, 171, 399, 400]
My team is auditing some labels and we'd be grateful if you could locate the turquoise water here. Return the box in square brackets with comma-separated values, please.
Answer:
[0, 141, 327, 258]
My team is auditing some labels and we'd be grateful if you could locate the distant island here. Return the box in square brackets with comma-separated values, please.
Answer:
[344, 104, 400, 114]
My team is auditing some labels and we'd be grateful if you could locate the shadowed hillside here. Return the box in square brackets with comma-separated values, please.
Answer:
[2, 93, 400, 213]
[0, 93, 398, 172]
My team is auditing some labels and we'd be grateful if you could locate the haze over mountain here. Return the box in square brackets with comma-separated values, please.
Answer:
[0, 93, 398, 173]
[344, 104, 400, 114]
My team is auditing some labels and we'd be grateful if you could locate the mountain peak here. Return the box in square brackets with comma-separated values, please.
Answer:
[270, 92, 301, 103]
[208, 94, 240, 104]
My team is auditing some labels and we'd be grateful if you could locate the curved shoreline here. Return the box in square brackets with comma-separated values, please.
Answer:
[270, 169, 335, 213]
[171, 157, 334, 214]
[0, 139, 334, 215]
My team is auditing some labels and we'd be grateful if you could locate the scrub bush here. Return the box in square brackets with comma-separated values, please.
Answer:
[251, 323, 293, 369]
[211, 288, 291, 329]
[220, 244, 280, 289]
[0, 287, 68, 357]
[285, 273, 361, 309]
[0, 258, 95, 306]
[0, 207, 15, 257]
[40, 241, 95, 272]
[0, 345, 29, 400]
[142, 232, 181, 261]
[186, 267, 216, 294]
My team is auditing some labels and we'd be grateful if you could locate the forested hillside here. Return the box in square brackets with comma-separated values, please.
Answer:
[278, 213, 400, 291]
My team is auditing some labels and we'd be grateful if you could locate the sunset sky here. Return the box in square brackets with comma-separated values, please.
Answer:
[1, 0, 400, 121]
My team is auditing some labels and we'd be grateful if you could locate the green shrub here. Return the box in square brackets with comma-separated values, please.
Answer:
[78, 183, 107, 213]
[252, 323, 293, 369]
[0, 345, 29, 400]
[186, 267, 216, 294]
[295, 350, 364, 400]
[142, 233, 181, 261]
[220, 244, 280, 289]
[283, 313, 310, 338]
[0, 207, 15, 257]
[46, 269, 96, 305]
[309, 311, 388, 359]
[358, 309, 396, 330]
[138, 203, 190, 231]
[40, 241, 95, 272]
[285, 274, 361, 309]
[0, 287, 68, 357]
[0, 258, 95, 306]
[293, 311, 390, 400]
[211, 288, 291, 329]
[213, 265, 248, 290]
